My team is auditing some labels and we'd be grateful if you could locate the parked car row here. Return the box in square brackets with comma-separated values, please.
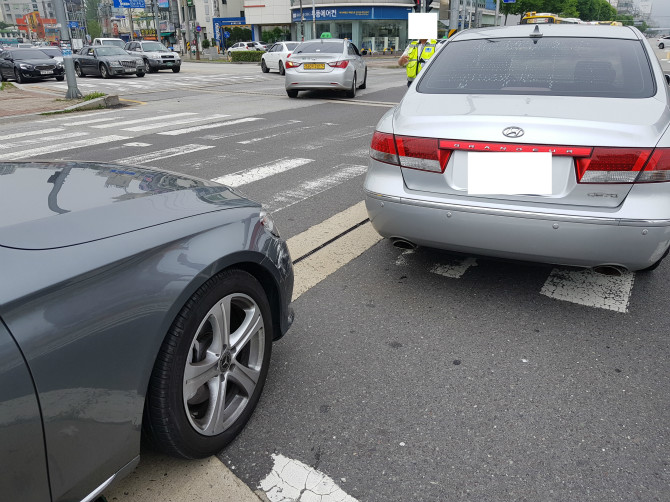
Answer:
[0, 47, 64, 83]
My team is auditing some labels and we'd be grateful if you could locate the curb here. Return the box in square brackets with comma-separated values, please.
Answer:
[64, 94, 120, 112]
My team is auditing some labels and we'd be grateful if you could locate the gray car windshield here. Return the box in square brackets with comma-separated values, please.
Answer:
[418, 37, 656, 98]
[294, 41, 344, 54]
[12, 49, 52, 59]
[97, 47, 128, 56]
[142, 42, 169, 51]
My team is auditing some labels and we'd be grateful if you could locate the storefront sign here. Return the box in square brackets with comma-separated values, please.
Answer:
[113, 0, 145, 8]
[291, 6, 412, 22]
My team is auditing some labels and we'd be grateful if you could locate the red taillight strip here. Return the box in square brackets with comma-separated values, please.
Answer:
[328, 60, 348, 68]
[285, 60, 301, 68]
[438, 140, 592, 157]
[370, 132, 399, 165]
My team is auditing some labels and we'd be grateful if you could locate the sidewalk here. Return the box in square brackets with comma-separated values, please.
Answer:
[0, 85, 76, 118]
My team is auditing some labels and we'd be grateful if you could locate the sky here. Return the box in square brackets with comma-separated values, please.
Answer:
[650, 0, 670, 28]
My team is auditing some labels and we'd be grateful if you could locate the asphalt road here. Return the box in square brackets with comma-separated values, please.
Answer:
[5, 56, 670, 502]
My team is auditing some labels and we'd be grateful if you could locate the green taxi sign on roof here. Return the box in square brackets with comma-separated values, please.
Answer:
[320, 32, 332, 38]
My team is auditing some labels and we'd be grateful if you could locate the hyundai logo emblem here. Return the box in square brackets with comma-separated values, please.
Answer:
[502, 127, 524, 138]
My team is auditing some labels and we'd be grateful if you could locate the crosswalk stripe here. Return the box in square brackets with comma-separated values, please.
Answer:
[0, 128, 63, 141]
[64, 116, 120, 126]
[92, 112, 197, 129]
[0, 135, 129, 160]
[265, 164, 367, 212]
[292, 222, 382, 301]
[114, 144, 215, 165]
[123, 114, 230, 132]
[211, 158, 313, 187]
[0, 132, 86, 150]
[540, 268, 635, 313]
[287, 201, 367, 261]
[202, 120, 301, 141]
[158, 117, 263, 136]
[40, 110, 124, 123]
[237, 125, 313, 145]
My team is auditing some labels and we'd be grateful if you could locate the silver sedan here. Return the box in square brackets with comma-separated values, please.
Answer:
[284, 38, 367, 98]
[365, 24, 670, 272]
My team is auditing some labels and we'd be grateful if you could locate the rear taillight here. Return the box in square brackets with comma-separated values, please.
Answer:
[369, 132, 451, 173]
[285, 60, 301, 68]
[328, 60, 348, 68]
[575, 148, 653, 183]
[635, 148, 670, 182]
[370, 132, 398, 165]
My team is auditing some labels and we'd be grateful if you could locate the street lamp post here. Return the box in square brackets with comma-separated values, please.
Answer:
[54, 0, 82, 99]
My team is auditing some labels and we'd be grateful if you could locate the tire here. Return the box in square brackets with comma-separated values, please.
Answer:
[261, 60, 269, 73]
[345, 72, 356, 98]
[74, 63, 84, 77]
[660, 43, 665, 49]
[359, 68, 367, 89]
[286, 89, 298, 98]
[143, 269, 273, 459]
[136, 71, 145, 78]
[14, 68, 25, 84]
[1, 71, 6, 82]
[55, 76, 64, 81]
[100, 64, 110, 79]
[172, 66, 180, 73]
[278, 60, 285, 76]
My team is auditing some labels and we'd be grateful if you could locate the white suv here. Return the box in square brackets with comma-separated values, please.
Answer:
[124, 40, 181, 73]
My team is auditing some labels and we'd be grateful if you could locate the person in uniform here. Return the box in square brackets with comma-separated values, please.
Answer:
[398, 38, 438, 87]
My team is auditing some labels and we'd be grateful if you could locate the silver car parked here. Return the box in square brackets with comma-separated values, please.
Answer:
[365, 25, 670, 272]
[284, 38, 367, 98]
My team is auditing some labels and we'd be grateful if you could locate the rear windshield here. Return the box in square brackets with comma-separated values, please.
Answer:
[294, 41, 343, 54]
[285, 43, 299, 51]
[418, 37, 656, 98]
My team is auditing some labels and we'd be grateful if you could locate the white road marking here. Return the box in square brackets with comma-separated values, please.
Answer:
[260, 454, 358, 502]
[430, 257, 478, 279]
[265, 164, 367, 213]
[395, 249, 414, 266]
[158, 117, 263, 136]
[211, 158, 313, 187]
[287, 201, 368, 261]
[40, 110, 121, 122]
[115, 144, 215, 165]
[202, 120, 301, 141]
[92, 112, 197, 129]
[237, 125, 312, 145]
[123, 142, 152, 147]
[292, 222, 382, 301]
[0, 132, 85, 150]
[540, 268, 635, 313]
[0, 128, 63, 141]
[63, 116, 121, 126]
[122, 114, 230, 132]
[0, 135, 129, 160]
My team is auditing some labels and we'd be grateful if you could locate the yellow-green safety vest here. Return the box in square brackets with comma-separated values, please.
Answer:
[406, 39, 437, 81]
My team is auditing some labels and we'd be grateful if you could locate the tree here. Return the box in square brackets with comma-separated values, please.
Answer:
[201, 38, 210, 49]
[228, 27, 252, 45]
[88, 19, 102, 39]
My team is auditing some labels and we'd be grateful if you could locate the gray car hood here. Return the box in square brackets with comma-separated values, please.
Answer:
[0, 162, 255, 250]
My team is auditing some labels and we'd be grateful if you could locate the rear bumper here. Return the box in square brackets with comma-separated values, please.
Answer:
[285, 70, 351, 91]
[364, 191, 670, 271]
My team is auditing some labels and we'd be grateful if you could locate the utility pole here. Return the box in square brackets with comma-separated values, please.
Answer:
[182, 0, 192, 57]
[311, 0, 315, 38]
[449, 0, 459, 32]
[128, 8, 134, 40]
[152, 0, 161, 42]
[494, 0, 500, 26]
[54, 0, 82, 99]
[299, 0, 304, 40]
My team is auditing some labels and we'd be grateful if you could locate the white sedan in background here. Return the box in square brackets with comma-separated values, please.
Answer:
[261, 41, 299, 75]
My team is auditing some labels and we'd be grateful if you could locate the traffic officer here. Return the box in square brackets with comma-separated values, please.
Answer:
[398, 38, 438, 87]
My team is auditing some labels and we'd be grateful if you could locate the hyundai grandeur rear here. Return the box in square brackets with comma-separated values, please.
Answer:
[364, 25, 670, 271]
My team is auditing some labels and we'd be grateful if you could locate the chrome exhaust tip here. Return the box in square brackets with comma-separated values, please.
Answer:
[592, 265, 628, 277]
[391, 238, 418, 250]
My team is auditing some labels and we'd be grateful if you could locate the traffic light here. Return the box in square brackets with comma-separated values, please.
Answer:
[426, 0, 433, 11]
[414, 0, 421, 12]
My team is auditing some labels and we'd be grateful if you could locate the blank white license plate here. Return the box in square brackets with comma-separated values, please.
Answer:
[125, 68, 135, 72]
[40, 70, 53, 75]
[467, 152, 552, 195]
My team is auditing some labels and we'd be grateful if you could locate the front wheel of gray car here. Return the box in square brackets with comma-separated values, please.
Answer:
[660, 43, 665, 49]
[55, 76, 64, 81]
[74, 63, 84, 77]
[100, 64, 110, 79]
[286, 89, 298, 98]
[136, 71, 145, 78]
[172, 66, 180, 73]
[143, 269, 273, 459]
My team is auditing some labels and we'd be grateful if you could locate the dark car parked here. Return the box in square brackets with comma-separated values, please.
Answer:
[72, 45, 145, 78]
[124, 40, 181, 73]
[0, 48, 64, 83]
[0, 161, 294, 502]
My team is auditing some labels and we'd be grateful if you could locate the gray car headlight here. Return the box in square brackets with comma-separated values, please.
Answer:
[19, 63, 33, 70]
[109, 60, 122, 67]
[260, 210, 280, 238]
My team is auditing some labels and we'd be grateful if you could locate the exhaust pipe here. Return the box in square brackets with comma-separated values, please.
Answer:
[592, 265, 628, 277]
[391, 238, 418, 250]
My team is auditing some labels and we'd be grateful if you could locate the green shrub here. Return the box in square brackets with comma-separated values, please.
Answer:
[230, 50, 264, 62]
[202, 38, 210, 49]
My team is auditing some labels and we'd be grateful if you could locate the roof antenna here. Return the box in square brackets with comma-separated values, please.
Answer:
[529, 25, 543, 39]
